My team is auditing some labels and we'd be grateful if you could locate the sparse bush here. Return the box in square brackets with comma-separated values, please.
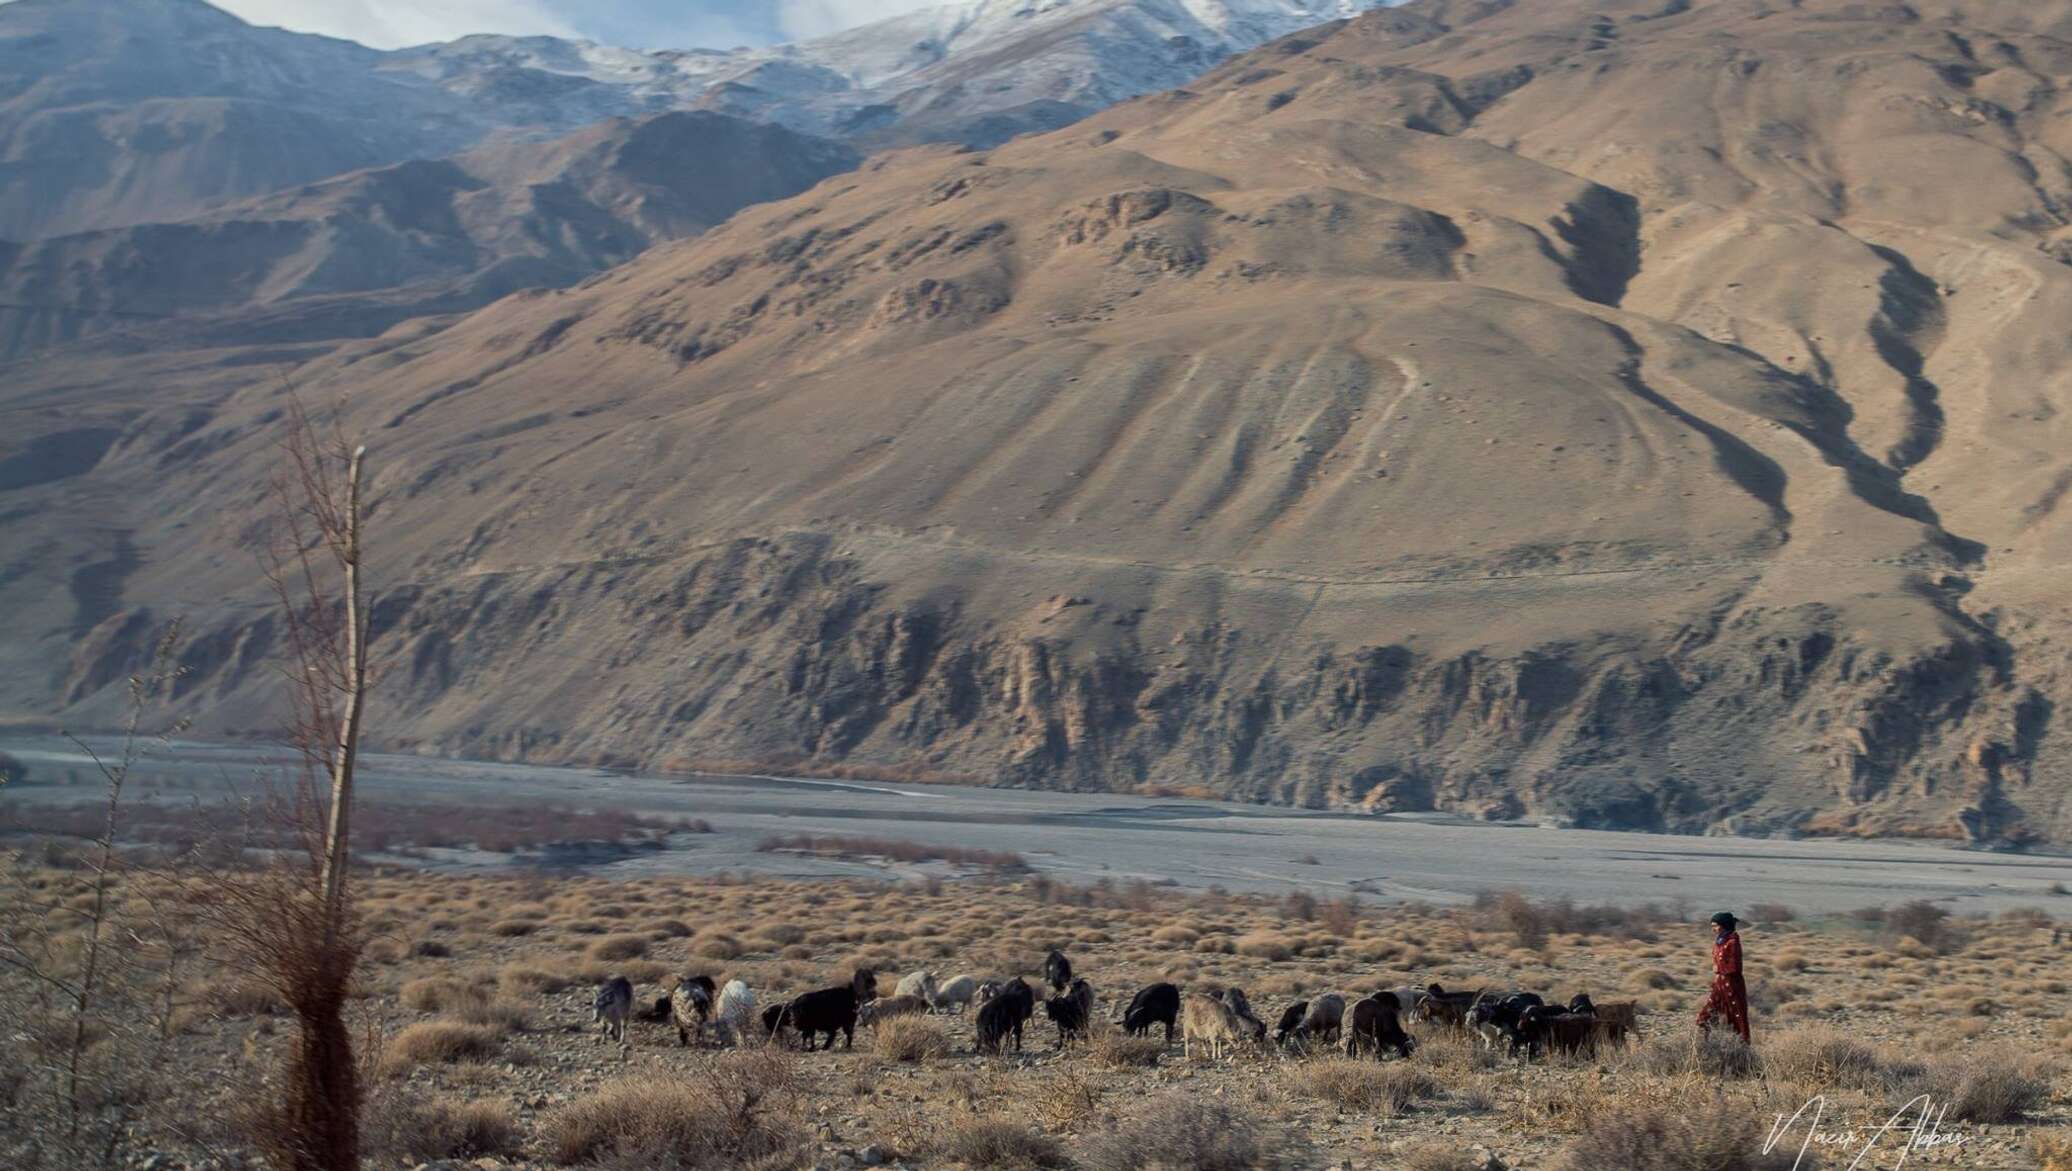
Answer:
[1300, 1060, 1436, 1114]
[1895, 1056, 2050, 1123]
[1760, 1026, 1882, 1090]
[1234, 930, 1293, 961]
[1625, 1033, 1759, 1080]
[874, 1016, 950, 1063]
[400, 976, 482, 1013]
[381, 1021, 501, 1073]
[547, 1051, 804, 1167]
[1560, 1101, 1799, 1170]
[498, 962, 572, 996]
[1079, 1094, 1279, 1171]
[586, 933, 649, 961]
[368, 1095, 519, 1161]
[1088, 1028, 1164, 1068]
[940, 1115, 1070, 1168]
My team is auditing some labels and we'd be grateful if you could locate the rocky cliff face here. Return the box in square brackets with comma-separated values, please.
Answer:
[11, 0, 2072, 845]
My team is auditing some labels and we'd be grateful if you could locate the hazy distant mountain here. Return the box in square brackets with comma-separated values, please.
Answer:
[0, 110, 859, 356]
[0, 0, 1390, 241]
[0, 0, 509, 239]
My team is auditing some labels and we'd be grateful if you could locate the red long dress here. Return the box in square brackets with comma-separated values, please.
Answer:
[1696, 929, 1751, 1043]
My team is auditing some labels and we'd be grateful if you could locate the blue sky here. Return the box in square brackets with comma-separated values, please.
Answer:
[212, 0, 940, 50]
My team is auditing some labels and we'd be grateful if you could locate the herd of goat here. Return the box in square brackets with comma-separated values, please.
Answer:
[589, 949, 1642, 1062]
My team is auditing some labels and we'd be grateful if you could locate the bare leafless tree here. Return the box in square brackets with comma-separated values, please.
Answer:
[197, 396, 374, 1171]
[0, 624, 193, 1171]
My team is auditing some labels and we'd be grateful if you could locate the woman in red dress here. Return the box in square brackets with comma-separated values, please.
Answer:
[1695, 910, 1751, 1044]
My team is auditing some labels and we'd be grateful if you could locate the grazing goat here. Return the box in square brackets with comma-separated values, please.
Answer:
[1415, 984, 1479, 1030]
[859, 994, 932, 1027]
[1467, 992, 1545, 1056]
[1517, 1004, 1598, 1059]
[670, 975, 717, 1046]
[1344, 994, 1415, 1060]
[593, 976, 633, 1044]
[1275, 1001, 1310, 1048]
[1044, 950, 1073, 993]
[976, 978, 1036, 1053]
[1297, 993, 1346, 1045]
[894, 970, 939, 1004]
[1181, 992, 1247, 1060]
[714, 979, 756, 1046]
[1218, 986, 1267, 1043]
[1045, 979, 1095, 1047]
[786, 968, 878, 1052]
[1123, 982, 1181, 1042]
[1565, 995, 1638, 1048]
[931, 974, 980, 1014]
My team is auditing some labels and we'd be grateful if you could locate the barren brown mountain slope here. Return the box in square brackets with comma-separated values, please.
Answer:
[0, 111, 859, 358]
[11, 0, 2072, 843]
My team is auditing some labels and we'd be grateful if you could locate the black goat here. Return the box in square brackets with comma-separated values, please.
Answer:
[1045, 979, 1094, 1046]
[784, 968, 878, 1052]
[1345, 994, 1415, 1060]
[1123, 982, 1180, 1042]
[1043, 950, 1073, 993]
[1274, 1001, 1310, 1047]
[977, 978, 1036, 1053]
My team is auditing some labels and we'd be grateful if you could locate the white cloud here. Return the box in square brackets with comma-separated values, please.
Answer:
[206, 0, 942, 50]
[775, 0, 939, 39]
[215, 0, 580, 48]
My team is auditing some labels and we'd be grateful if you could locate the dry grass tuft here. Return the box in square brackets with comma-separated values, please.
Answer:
[399, 976, 480, 1013]
[1079, 1093, 1278, 1171]
[939, 1115, 1070, 1169]
[1759, 1026, 1882, 1090]
[1558, 1102, 1799, 1171]
[546, 1050, 804, 1167]
[1898, 1055, 2052, 1123]
[380, 1020, 502, 1073]
[585, 933, 649, 961]
[497, 962, 572, 997]
[368, 1096, 519, 1161]
[1088, 1027, 1164, 1068]
[1300, 1059, 1438, 1115]
[1233, 930, 1294, 961]
[873, 1016, 951, 1063]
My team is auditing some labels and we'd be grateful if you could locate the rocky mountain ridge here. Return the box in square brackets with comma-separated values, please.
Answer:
[7, 0, 2072, 845]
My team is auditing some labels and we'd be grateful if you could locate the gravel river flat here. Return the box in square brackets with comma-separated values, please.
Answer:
[5, 737, 2070, 915]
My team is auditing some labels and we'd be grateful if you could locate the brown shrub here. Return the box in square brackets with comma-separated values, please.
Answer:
[585, 933, 649, 961]
[1078, 1094, 1278, 1171]
[1233, 931, 1293, 961]
[1088, 1028, 1164, 1069]
[1760, 1027, 1882, 1090]
[1559, 1101, 1798, 1171]
[380, 1021, 501, 1073]
[498, 963, 572, 997]
[546, 1051, 804, 1167]
[939, 1116, 1070, 1169]
[1299, 1060, 1437, 1115]
[368, 1096, 519, 1161]
[1895, 1056, 2051, 1123]
[874, 1016, 950, 1063]
[399, 976, 482, 1014]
